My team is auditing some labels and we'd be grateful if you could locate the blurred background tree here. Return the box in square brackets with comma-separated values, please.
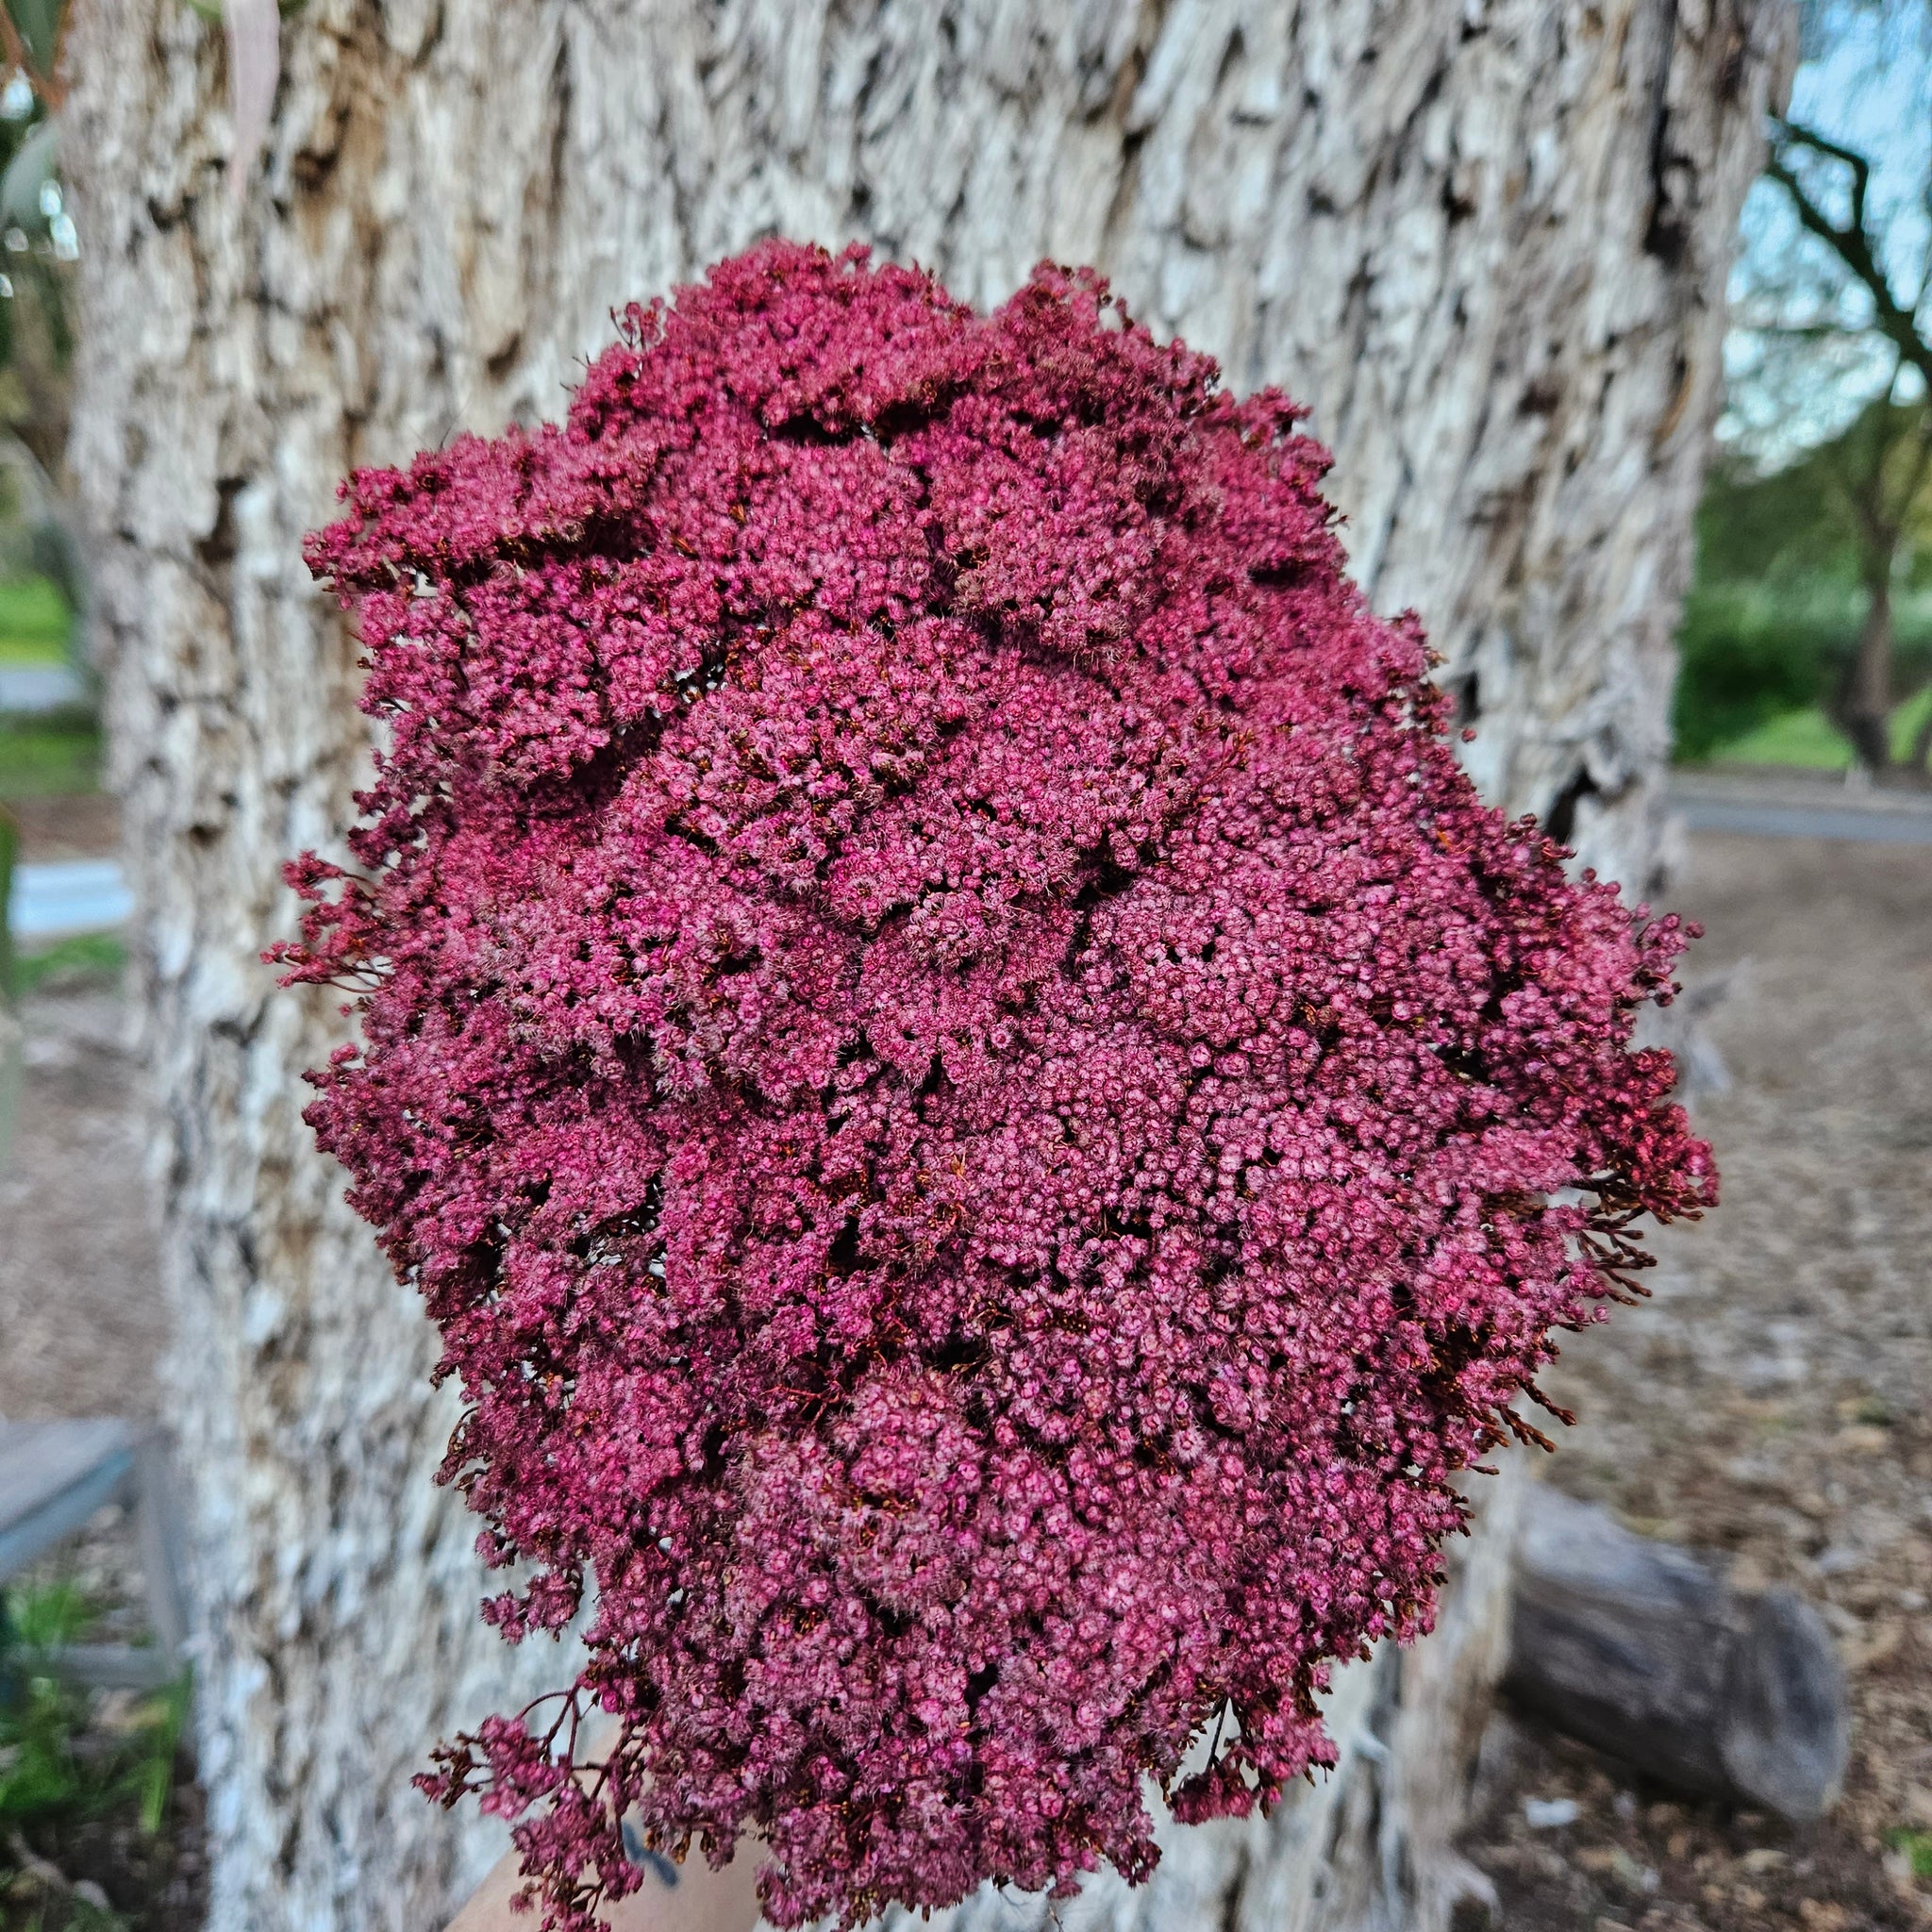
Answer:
[1680, 0, 1932, 778]
[0, 0, 92, 809]
[0, 0, 76, 540]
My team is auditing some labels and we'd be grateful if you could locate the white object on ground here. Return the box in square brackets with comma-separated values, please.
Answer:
[0, 663, 86, 712]
[1523, 1797, 1581, 1829]
[8, 858, 133, 940]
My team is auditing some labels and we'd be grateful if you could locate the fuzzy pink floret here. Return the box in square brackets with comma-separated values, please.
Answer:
[281, 242, 1715, 1930]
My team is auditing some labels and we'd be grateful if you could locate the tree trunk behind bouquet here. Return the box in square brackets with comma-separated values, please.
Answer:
[63, 2, 1789, 1925]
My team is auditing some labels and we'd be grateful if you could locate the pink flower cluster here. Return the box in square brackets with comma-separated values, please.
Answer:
[282, 242, 1714, 1930]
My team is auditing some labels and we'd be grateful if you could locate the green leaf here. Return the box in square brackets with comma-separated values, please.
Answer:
[1887, 1828, 1932, 1881]
[3, 0, 61, 77]
[7, 1577, 91, 1651]
[178, 0, 310, 18]
[131, 1671, 192, 1834]
[0, 115, 56, 230]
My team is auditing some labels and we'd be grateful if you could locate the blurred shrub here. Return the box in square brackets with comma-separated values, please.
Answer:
[0, 710, 98, 796]
[1673, 579, 1932, 760]
[0, 1576, 191, 1839]
[1674, 580, 1850, 759]
[0, 570, 72, 662]
[1674, 442, 1932, 764]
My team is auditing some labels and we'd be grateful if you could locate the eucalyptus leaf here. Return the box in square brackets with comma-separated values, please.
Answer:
[2, 0, 60, 75]
[0, 114, 55, 230]
[179, 0, 309, 16]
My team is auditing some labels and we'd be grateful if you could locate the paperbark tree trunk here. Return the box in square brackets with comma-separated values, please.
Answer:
[62, 2, 1789, 1927]
[1840, 563, 1895, 776]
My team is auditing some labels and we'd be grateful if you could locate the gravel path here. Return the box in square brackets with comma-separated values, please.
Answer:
[0, 985, 163, 1424]
[1670, 798, 1932, 844]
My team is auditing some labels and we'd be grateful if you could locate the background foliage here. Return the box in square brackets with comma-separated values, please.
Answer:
[1676, 413, 1932, 763]
[1688, 0, 1932, 775]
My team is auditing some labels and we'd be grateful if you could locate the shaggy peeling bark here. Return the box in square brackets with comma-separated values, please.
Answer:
[63, 4, 1788, 1928]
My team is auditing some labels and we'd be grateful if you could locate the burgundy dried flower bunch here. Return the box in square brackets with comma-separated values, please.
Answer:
[282, 242, 1714, 1929]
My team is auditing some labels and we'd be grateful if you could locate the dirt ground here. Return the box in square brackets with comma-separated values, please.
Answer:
[2, 825, 1928, 1930]
[0, 985, 165, 1424]
[1460, 831, 1932, 1931]
[4, 796, 123, 866]
[0, 960, 205, 1932]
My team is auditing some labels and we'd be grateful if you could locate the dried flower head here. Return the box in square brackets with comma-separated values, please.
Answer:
[281, 242, 1714, 1930]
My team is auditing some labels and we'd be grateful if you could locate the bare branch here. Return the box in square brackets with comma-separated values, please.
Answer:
[1767, 117, 1932, 395]
[1778, 119, 1873, 235]
[1899, 407, 1932, 517]
[1745, 320, 1868, 341]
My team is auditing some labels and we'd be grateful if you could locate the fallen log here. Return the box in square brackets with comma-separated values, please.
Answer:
[1505, 1486, 1849, 1824]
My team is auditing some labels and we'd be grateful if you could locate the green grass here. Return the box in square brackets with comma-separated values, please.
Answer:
[13, 934, 126, 997]
[1894, 683, 1932, 761]
[0, 574, 73, 665]
[1711, 707, 1855, 769]
[1707, 684, 1932, 771]
[0, 573, 95, 800]
[1673, 572, 1932, 764]
[0, 719, 99, 798]
[1887, 1828, 1932, 1881]
[0, 1576, 190, 1847]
